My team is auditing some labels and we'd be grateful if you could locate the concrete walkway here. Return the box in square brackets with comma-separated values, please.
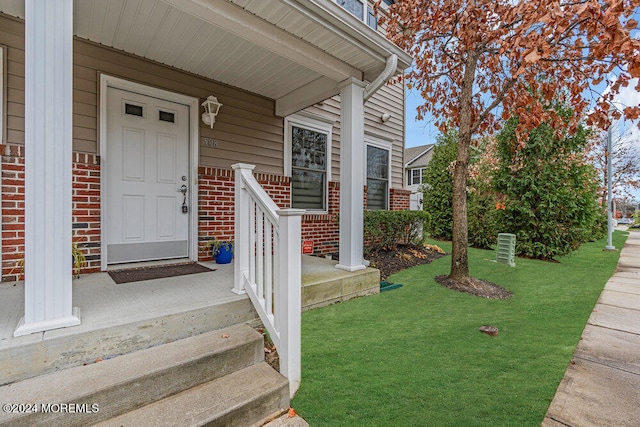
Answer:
[543, 231, 640, 426]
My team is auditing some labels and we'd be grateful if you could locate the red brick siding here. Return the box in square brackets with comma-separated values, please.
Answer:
[390, 188, 411, 211]
[301, 181, 340, 256]
[1, 147, 102, 281]
[72, 153, 101, 274]
[197, 167, 291, 261]
[1, 145, 26, 281]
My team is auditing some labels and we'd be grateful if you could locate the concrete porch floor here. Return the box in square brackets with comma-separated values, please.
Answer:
[0, 255, 379, 385]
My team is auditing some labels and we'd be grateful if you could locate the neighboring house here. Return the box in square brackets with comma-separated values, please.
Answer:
[404, 144, 434, 210]
[0, 0, 412, 401]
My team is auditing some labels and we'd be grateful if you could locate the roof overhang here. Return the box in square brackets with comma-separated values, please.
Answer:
[1, 0, 412, 116]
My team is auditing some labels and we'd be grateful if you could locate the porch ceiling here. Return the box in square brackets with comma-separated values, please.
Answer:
[1, 0, 412, 116]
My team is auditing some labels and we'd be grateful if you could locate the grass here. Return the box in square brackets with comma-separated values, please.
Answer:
[292, 231, 628, 426]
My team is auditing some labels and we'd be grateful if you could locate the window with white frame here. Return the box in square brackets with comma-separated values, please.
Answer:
[408, 168, 425, 186]
[336, 1, 394, 29]
[285, 115, 333, 211]
[366, 6, 378, 29]
[366, 143, 391, 210]
[337, 0, 365, 20]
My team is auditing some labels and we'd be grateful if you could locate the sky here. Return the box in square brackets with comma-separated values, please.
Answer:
[404, 80, 640, 201]
[404, 80, 640, 149]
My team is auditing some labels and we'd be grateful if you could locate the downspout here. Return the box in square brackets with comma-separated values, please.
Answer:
[363, 54, 398, 102]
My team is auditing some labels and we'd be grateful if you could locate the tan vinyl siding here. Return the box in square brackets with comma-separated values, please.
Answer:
[1, 12, 405, 183]
[1, 14, 24, 147]
[0, 13, 284, 175]
[300, 78, 405, 189]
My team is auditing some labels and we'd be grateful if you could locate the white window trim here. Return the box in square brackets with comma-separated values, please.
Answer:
[336, 0, 367, 21]
[285, 112, 334, 213]
[364, 135, 392, 210]
[408, 167, 425, 186]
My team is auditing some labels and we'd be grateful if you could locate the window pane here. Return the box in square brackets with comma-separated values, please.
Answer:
[291, 126, 326, 171]
[338, 0, 363, 19]
[125, 103, 143, 117]
[292, 170, 325, 210]
[367, 179, 387, 210]
[159, 110, 175, 123]
[367, 7, 377, 29]
[367, 146, 388, 179]
[412, 169, 421, 185]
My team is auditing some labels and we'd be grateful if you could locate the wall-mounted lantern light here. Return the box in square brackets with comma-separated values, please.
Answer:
[201, 95, 223, 129]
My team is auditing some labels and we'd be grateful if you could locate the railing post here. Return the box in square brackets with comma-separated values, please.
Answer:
[276, 208, 305, 397]
[232, 163, 256, 295]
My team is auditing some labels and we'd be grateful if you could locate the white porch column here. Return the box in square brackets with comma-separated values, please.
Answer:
[336, 78, 367, 272]
[15, 0, 80, 336]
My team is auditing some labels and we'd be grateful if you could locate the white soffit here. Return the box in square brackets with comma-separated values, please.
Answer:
[2, 0, 411, 109]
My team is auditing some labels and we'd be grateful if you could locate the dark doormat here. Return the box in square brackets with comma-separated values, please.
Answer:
[108, 262, 215, 284]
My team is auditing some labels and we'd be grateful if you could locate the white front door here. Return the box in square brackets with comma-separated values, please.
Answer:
[106, 87, 190, 264]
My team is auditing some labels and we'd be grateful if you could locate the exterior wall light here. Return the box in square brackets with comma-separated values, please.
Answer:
[381, 113, 391, 123]
[201, 95, 222, 129]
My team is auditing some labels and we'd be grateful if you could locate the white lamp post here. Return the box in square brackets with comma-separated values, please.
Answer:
[605, 115, 616, 251]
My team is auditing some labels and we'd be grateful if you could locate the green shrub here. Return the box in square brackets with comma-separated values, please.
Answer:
[468, 139, 499, 249]
[422, 131, 458, 240]
[493, 117, 601, 260]
[363, 210, 431, 252]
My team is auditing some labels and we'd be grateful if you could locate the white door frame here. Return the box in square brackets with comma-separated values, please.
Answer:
[99, 74, 200, 270]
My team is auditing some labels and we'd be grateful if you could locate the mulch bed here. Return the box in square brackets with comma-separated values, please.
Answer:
[435, 275, 513, 299]
[108, 262, 215, 284]
[365, 244, 446, 280]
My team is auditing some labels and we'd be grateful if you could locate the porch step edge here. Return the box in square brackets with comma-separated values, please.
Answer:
[302, 267, 380, 310]
[0, 298, 258, 386]
[0, 323, 264, 427]
[94, 362, 290, 427]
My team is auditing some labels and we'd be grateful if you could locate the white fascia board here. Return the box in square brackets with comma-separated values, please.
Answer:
[276, 76, 341, 117]
[296, 0, 413, 71]
[164, 0, 361, 82]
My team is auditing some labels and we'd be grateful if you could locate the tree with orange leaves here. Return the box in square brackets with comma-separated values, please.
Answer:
[378, 0, 640, 284]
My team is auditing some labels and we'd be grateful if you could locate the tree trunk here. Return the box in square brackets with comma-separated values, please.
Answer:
[449, 51, 479, 281]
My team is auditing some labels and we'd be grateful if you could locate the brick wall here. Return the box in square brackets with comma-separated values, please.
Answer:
[72, 153, 102, 274]
[301, 181, 340, 256]
[197, 167, 291, 261]
[390, 188, 411, 211]
[1, 148, 102, 281]
[1, 145, 25, 281]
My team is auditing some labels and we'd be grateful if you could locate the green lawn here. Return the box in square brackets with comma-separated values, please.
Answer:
[292, 231, 628, 426]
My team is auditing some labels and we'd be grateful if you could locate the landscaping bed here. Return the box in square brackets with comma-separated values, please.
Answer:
[366, 243, 446, 280]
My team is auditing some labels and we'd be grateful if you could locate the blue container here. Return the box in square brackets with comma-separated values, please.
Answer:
[214, 244, 233, 264]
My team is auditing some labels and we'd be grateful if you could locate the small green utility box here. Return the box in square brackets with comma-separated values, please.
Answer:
[496, 233, 516, 267]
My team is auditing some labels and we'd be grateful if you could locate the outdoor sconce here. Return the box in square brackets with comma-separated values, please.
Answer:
[201, 95, 223, 129]
[381, 113, 391, 123]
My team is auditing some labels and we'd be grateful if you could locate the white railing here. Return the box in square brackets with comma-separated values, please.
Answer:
[232, 163, 305, 398]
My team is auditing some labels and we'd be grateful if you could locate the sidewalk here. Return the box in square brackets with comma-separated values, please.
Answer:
[542, 231, 640, 426]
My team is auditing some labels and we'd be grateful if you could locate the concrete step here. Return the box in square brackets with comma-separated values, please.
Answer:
[0, 323, 274, 426]
[96, 362, 290, 427]
[0, 298, 258, 386]
[301, 260, 380, 310]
